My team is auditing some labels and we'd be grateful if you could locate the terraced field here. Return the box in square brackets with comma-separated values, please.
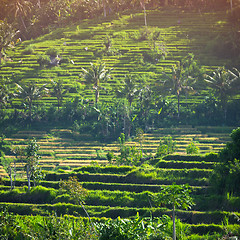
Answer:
[1, 125, 233, 176]
[1, 8, 232, 109]
[1, 125, 239, 236]
[1, 7, 239, 238]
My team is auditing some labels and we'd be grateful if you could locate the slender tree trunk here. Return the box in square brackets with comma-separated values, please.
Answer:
[173, 204, 176, 240]
[177, 93, 180, 119]
[165, 0, 168, 6]
[19, 16, 28, 40]
[123, 113, 126, 135]
[103, 0, 107, 17]
[0, 51, 2, 64]
[230, 0, 233, 12]
[26, 165, 31, 191]
[57, 98, 60, 111]
[143, 5, 147, 26]
[9, 167, 13, 190]
[13, 160, 16, 189]
[79, 200, 97, 235]
[29, 100, 32, 121]
[95, 88, 99, 104]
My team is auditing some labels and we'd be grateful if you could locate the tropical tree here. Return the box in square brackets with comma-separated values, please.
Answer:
[49, 79, 68, 111]
[94, 102, 111, 136]
[1, 145, 25, 190]
[0, 82, 12, 109]
[210, 127, 240, 196]
[138, 84, 155, 129]
[9, 0, 32, 38]
[153, 183, 194, 240]
[0, 20, 19, 64]
[60, 176, 97, 235]
[23, 139, 42, 191]
[164, 54, 201, 118]
[131, 0, 150, 26]
[82, 61, 112, 104]
[204, 67, 240, 121]
[135, 128, 145, 151]
[116, 74, 139, 106]
[14, 82, 48, 121]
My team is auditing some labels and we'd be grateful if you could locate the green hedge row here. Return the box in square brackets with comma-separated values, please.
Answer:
[2, 178, 209, 194]
[44, 170, 209, 186]
[73, 165, 134, 174]
[1, 202, 240, 225]
[155, 160, 214, 169]
[162, 153, 218, 162]
[1, 185, 239, 212]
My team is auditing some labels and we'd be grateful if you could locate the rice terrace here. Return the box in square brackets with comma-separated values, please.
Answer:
[0, 0, 240, 239]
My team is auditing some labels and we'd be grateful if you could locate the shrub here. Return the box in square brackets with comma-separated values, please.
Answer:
[156, 136, 177, 158]
[22, 45, 35, 54]
[210, 127, 240, 195]
[37, 54, 50, 67]
[28, 185, 57, 203]
[52, 193, 71, 203]
[45, 47, 60, 57]
[186, 142, 200, 155]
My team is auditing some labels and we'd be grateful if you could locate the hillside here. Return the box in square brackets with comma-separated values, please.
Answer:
[1, 7, 240, 239]
[1, 8, 233, 107]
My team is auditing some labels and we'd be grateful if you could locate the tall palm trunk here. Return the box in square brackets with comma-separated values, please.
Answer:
[95, 89, 99, 104]
[173, 203, 176, 240]
[9, 167, 13, 190]
[0, 51, 2, 64]
[103, 0, 107, 17]
[29, 99, 32, 121]
[26, 165, 31, 191]
[177, 93, 180, 119]
[13, 160, 16, 189]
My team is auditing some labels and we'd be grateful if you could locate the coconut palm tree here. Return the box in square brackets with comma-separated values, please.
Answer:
[49, 79, 68, 111]
[0, 83, 12, 109]
[14, 82, 48, 121]
[164, 54, 201, 119]
[82, 61, 112, 104]
[10, 0, 32, 38]
[204, 67, 240, 121]
[116, 74, 139, 107]
[0, 20, 19, 64]
[164, 62, 194, 119]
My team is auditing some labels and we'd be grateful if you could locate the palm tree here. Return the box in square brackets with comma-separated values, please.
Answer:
[116, 74, 139, 106]
[164, 54, 200, 119]
[204, 67, 240, 121]
[10, 0, 32, 38]
[164, 62, 194, 119]
[50, 79, 68, 111]
[0, 83, 12, 109]
[131, 0, 148, 26]
[0, 20, 19, 64]
[14, 82, 48, 121]
[82, 61, 112, 104]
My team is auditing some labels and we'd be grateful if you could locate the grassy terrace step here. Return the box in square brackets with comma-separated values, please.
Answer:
[44, 172, 210, 187]
[155, 160, 214, 169]
[0, 202, 239, 225]
[1, 183, 239, 212]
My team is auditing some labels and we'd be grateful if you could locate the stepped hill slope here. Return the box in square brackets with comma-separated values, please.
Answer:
[1, 7, 232, 107]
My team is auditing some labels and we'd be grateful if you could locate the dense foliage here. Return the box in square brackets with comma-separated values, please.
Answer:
[210, 127, 240, 196]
